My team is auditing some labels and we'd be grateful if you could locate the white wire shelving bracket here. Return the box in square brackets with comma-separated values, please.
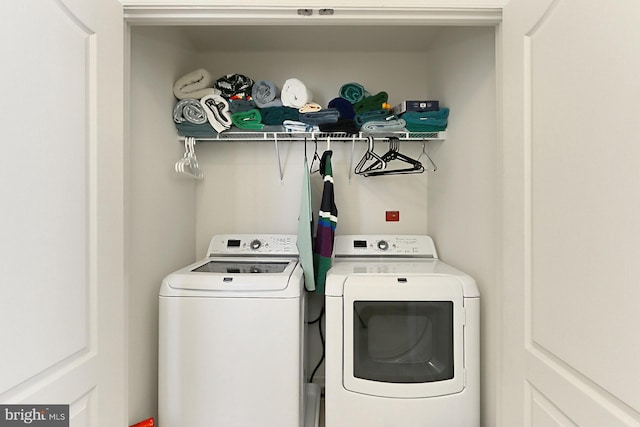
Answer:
[177, 130, 447, 181]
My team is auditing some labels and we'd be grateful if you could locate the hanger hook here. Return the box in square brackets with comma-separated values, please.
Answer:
[419, 140, 438, 172]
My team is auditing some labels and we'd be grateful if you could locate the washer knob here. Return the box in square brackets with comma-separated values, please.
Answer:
[377, 240, 389, 251]
[250, 239, 262, 250]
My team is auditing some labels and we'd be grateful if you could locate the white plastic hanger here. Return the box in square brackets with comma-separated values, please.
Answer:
[175, 137, 204, 180]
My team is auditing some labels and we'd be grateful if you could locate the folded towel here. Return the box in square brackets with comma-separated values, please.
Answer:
[299, 108, 340, 126]
[339, 82, 367, 103]
[402, 107, 449, 120]
[299, 102, 322, 113]
[215, 73, 255, 99]
[173, 68, 215, 100]
[175, 121, 218, 138]
[318, 119, 360, 135]
[360, 117, 407, 133]
[173, 98, 208, 124]
[328, 97, 355, 119]
[354, 91, 389, 114]
[228, 97, 257, 114]
[281, 78, 313, 109]
[231, 109, 264, 130]
[402, 108, 450, 132]
[283, 120, 319, 133]
[252, 80, 283, 108]
[200, 94, 232, 133]
[261, 106, 300, 126]
[354, 109, 390, 128]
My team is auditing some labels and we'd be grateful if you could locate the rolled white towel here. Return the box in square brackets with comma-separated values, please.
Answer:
[173, 68, 215, 100]
[200, 94, 232, 133]
[281, 78, 313, 109]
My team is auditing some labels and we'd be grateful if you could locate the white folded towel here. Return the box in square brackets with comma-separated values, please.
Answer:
[281, 78, 313, 109]
[173, 68, 215, 100]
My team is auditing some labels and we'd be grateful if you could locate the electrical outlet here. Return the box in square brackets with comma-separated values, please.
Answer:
[385, 211, 400, 222]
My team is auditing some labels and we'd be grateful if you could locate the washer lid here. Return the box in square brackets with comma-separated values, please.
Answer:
[162, 257, 300, 293]
[191, 259, 291, 274]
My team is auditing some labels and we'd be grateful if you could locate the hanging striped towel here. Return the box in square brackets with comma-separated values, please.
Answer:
[313, 151, 337, 294]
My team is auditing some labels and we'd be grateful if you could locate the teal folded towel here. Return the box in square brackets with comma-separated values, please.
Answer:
[261, 106, 300, 125]
[402, 108, 450, 132]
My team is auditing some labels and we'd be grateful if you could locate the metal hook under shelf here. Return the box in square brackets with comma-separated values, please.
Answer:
[419, 140, 438, 172]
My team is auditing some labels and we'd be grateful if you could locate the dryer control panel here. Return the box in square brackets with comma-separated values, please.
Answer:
[334, 235, 438, 258]
[207, 234, 298, 256]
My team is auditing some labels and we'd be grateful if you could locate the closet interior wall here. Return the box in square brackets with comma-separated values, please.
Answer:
[127, 23, 498, 427]
[127, 26, 200, 424]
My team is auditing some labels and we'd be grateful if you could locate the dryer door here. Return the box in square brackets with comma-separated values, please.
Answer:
[343, 275, 465, 398]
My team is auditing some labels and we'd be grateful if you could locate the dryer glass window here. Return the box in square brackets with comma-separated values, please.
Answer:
[353, 301, 454, 383]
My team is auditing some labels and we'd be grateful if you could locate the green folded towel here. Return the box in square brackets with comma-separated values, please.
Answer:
[231, 109, 264, 130]
[260, 106, 300, 126]
[353, 91, 389, 114]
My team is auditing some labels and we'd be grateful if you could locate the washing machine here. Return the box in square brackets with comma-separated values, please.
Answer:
[324, 235, 480, 427]
[158, 234, 320, 427]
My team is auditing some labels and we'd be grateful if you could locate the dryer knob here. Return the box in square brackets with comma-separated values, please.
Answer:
[377, 240, 389, 251]
[250, 239, 262, 250]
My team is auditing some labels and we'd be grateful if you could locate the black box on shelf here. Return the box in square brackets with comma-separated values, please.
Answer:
[393, 100, 440, 115]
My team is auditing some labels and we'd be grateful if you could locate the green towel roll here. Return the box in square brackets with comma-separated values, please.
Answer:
[231, 109, 264, 130]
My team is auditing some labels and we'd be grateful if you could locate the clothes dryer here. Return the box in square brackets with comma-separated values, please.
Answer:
[159, 234, 320, 427]
[324, 235, 480, 427]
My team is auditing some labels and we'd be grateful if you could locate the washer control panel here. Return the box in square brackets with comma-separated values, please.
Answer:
[335, 235, 438, 258]
[207, 234, 298, 256]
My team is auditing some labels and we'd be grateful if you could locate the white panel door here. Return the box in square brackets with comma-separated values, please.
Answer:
[0, 0, 125, 425]
[502, 0, 640, 426]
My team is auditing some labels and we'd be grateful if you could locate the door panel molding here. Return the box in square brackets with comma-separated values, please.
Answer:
[528, 383, 578, 427]
[527, 351, 640, 426]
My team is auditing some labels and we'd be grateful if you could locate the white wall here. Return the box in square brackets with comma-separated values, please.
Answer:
[426, 26, 498, 427]
[127, 26, 201, 424]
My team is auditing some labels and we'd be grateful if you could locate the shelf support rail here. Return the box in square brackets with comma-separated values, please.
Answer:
[274, 133, 284, 182]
